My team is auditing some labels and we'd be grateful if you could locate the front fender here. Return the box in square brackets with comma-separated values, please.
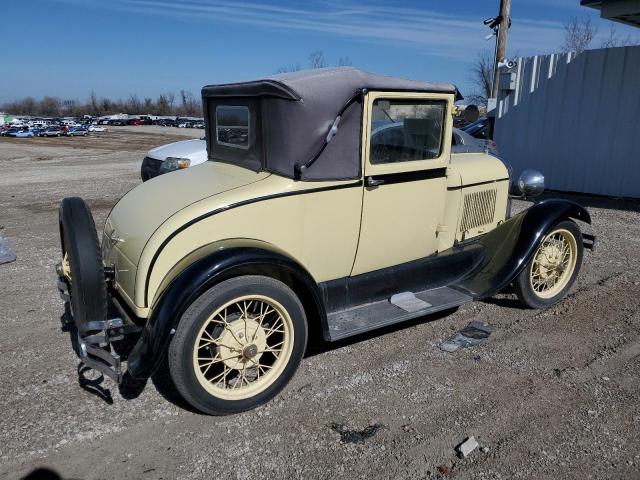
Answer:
[126, 241, 324, 379]
[456, 198, 591, 299]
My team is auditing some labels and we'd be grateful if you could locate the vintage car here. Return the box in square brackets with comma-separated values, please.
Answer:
[56, 68, 595, 415]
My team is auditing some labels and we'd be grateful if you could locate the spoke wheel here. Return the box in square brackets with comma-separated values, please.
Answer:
[168, 275, 307, 415]
[514, 220, 584, 309]
[529, 228, 577, 299]
[192, 295, 294, 401]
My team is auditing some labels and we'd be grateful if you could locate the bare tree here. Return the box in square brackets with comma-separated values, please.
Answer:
[143, 97, 154, 113]
[466, 51, 493, 106]
[165, 92, 175, 114]
[308, 51, 327, 69]
[599, 23, 638, 48]
[179, 90, 201, 116]
[126, 94, 142, 114]
[88, 91, 100, 116]
[562, 16, 597, 53]
[338, 56, 353, 67]
[275, 63, 301, 73]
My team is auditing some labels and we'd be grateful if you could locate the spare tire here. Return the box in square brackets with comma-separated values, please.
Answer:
[59, 197, 107, 331]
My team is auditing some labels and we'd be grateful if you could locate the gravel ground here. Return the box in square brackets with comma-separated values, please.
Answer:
[0, 128, 639, 479]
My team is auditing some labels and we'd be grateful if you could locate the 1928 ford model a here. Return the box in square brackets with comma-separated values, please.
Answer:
[57, 68, 594, 415]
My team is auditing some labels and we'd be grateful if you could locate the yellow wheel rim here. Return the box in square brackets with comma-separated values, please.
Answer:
[529, 228, 578, 299]
[61, 252, 72, 280]
[192, 295, 294, 401]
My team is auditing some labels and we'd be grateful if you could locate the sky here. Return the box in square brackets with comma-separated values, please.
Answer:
[2, 0, 639, 103]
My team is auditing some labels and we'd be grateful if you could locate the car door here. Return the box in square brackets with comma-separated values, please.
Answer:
[351, 91, 453, 276]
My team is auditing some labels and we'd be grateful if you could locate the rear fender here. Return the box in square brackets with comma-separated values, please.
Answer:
[455, 198, 591, 299]
[126, 240, 324, 379]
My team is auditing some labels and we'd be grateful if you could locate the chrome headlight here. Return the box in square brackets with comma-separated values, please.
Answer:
[518, 169, 545, 198]
[160, 157, 191, 173]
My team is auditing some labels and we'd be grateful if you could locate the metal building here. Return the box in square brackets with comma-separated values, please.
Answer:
[494, 45, 640, 198]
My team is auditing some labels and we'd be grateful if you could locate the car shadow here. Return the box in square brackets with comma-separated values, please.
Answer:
[60, 305, 471, 412]
[481, 296, 523, 309]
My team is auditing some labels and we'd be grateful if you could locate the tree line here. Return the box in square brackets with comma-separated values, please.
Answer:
[4, 50, 349, 117]
[1, 90, 202, 118]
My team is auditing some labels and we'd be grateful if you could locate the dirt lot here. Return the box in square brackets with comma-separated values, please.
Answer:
[0, 127, 639, 479]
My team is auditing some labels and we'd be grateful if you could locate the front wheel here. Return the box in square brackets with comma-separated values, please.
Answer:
[514, 220, 583, 308]
[168, 276, 308, 415]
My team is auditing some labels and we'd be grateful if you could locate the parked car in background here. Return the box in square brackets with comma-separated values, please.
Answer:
[127, 118, 145, 126]
[0, 128, 18, 137]
[5, 128, 23, 137]
[40, 127, 62, 137]
[88, 125, 107, 133]
[452, 128, 499, 156]
[453, 117, 469, 129]
[66, 127, 88, 137]
[140, 138, 207, 181]
[15, 130, 35, 138]
[462, 116, 492, 140]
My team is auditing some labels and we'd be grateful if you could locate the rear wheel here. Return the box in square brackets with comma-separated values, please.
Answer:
[168, 276, 307, 415]
[514, 220, 583, 308]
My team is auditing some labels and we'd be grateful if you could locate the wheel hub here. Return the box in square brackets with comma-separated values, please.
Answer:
[216, 318, 267, 370]
[242, 344, 258, 359]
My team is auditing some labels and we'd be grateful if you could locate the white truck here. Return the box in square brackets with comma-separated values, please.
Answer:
[140, 138, 207, 181]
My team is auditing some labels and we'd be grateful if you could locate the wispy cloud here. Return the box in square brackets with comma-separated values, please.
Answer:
[53, 0, 567, 58]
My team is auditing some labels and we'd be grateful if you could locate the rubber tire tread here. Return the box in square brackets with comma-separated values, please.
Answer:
[168, 275, 308, 415]
[59, 197, 108, 330]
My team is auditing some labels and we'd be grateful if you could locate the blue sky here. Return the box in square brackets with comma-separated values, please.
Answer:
[2, 0, 639, 102]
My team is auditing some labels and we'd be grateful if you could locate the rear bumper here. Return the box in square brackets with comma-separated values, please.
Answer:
[56, 266, 142, 384]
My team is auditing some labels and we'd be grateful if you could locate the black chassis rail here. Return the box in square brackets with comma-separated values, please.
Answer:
[56, 266, 141, 383]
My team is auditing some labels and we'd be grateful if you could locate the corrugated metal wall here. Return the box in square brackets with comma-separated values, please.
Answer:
[494, 46, 640, 198]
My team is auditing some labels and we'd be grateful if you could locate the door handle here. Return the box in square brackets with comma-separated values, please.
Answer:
[366, 176, 385, 187]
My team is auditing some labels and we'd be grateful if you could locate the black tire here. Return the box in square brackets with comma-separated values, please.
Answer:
[514, 219, 583, 309]
[59, 197, 107, 330]
[168, 275, 308, 415]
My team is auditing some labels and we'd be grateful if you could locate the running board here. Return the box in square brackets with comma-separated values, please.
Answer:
[326, 286, 472, 341]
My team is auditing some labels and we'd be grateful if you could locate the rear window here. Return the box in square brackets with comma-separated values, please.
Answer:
[216, 106, 249, 149]
[207, 99, 262, 172]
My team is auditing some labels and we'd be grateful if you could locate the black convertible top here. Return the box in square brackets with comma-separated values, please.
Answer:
[202, 67, 461, 102]
[202, 68, 461, 181]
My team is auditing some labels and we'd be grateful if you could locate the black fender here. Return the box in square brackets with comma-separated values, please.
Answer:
[455, 198, 591, 299]
[126, 241, 325, 379]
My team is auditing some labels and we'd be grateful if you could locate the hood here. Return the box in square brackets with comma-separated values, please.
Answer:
[105, 162, 270, 267]
[146, 138, 207, 164]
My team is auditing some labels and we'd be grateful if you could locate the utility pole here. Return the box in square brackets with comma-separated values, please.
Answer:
[490, 0, 512, 99]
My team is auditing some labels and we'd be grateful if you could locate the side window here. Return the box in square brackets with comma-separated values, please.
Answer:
[216, 106, 249, 149]
[370, 99, 446, 165]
